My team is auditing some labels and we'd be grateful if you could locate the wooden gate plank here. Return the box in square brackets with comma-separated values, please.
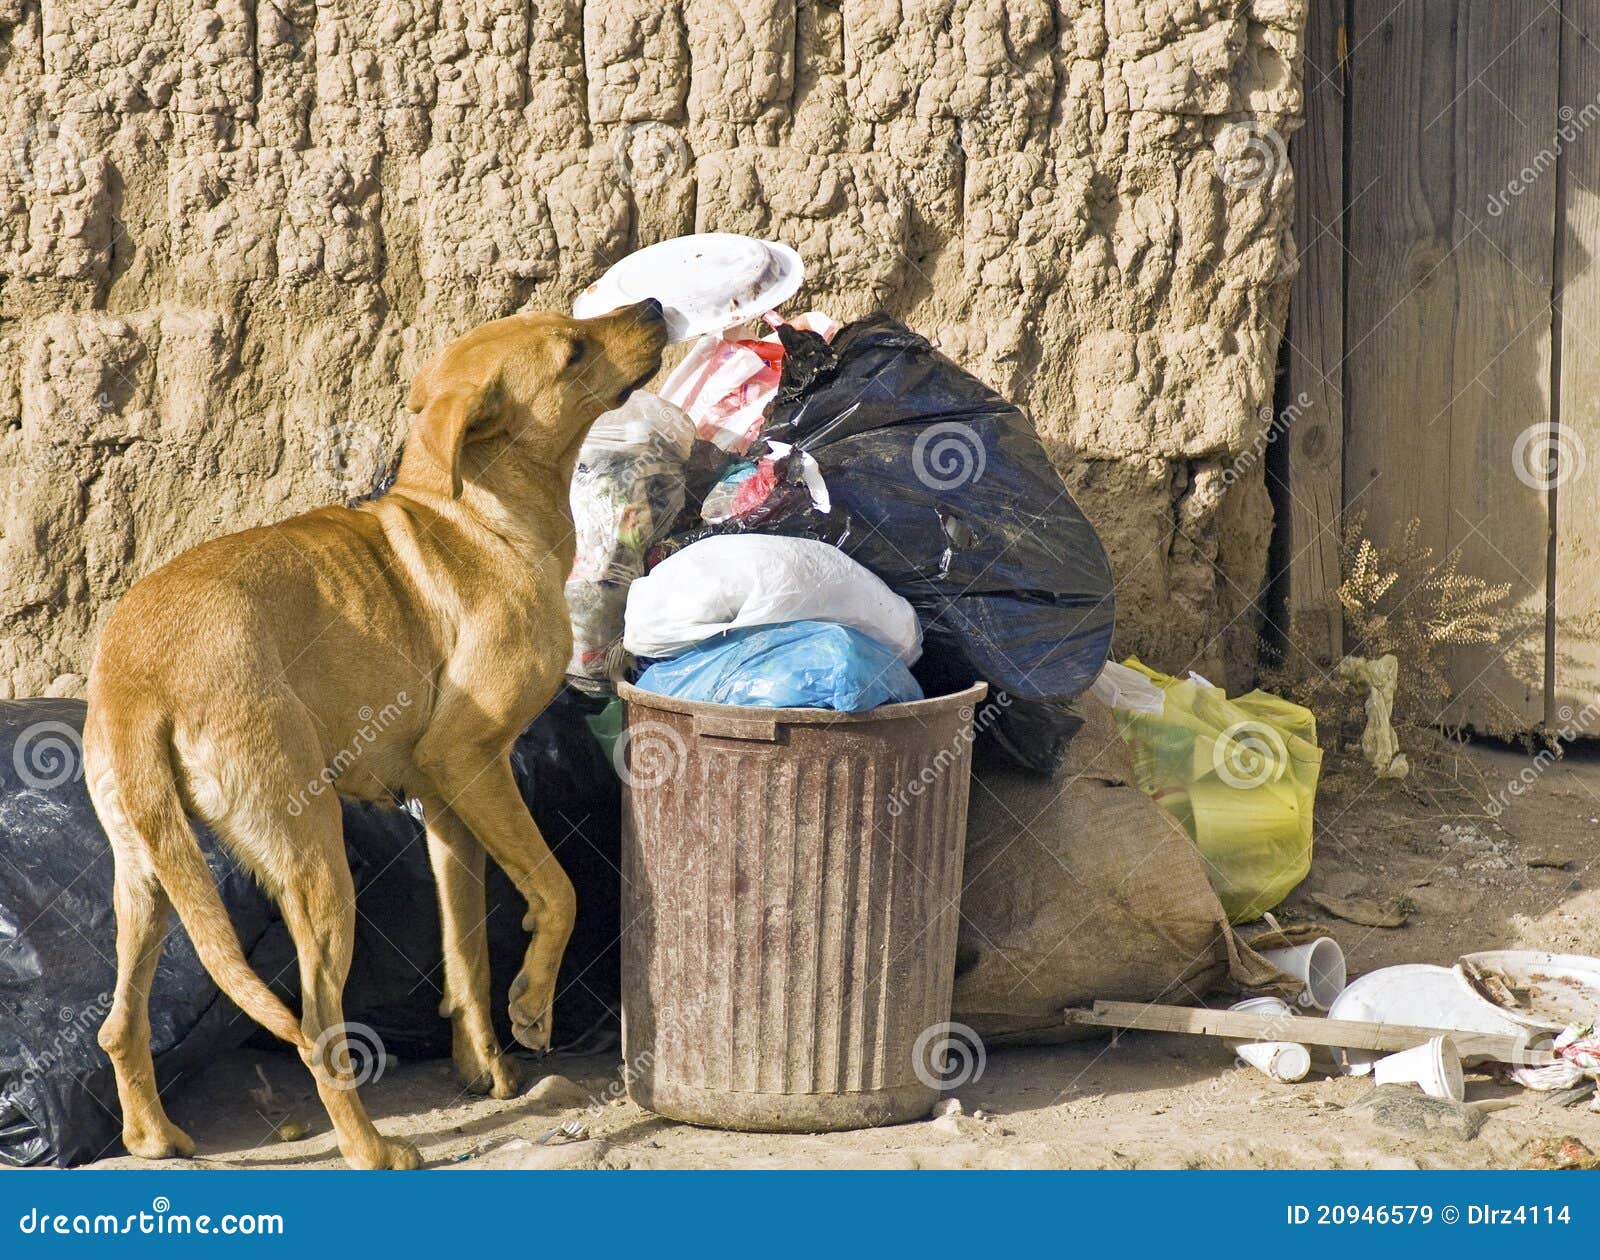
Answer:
[1554, 0, 1600, 726]
[1284, 0, 1346, 669]
[1344, 1, 1556, 730]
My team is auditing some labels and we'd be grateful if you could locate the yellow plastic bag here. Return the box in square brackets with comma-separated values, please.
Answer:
[1107, 659, 1322, 923]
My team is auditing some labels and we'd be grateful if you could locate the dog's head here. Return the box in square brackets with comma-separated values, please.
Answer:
[400, 301, 669, 499]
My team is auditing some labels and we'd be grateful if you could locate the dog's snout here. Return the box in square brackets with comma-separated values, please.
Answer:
[638, 297, 665, 322]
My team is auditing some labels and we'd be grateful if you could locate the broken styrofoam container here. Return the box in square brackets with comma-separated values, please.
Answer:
[1328, 963, 1527, 1074]
[1226, 996, 1311, 1083]
[573, 233, 804, 343]
[1455, 950, 1600, 1034]
[1258, 937, 1346, 1011]
[1371, 1035, 1465, 1102]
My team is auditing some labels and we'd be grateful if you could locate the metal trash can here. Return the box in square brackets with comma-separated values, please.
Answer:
[616, 680, 986, 1132]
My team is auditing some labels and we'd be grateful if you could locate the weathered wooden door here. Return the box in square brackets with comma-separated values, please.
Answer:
[1287, 0, 1600, 730]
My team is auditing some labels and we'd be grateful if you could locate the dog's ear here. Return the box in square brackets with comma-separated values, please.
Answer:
[407, 385, 487, 499]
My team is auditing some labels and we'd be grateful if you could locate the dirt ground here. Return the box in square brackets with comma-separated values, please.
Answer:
[83, 739, 1600, 1172]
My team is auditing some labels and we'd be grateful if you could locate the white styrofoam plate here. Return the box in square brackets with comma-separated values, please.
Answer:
[1328, 963, 1526, 1072]
[573, 233, 804, 343]
[1456, 950, 1600, 1033]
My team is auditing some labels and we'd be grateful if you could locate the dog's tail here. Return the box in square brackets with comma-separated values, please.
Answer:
[105, 710, 309, 1053]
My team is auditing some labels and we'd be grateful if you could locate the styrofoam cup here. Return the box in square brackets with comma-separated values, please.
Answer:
[1259, 938, 1347, 1010]
[1234, 1039, 1312, 1083]
[1226, 996, 1311, 1082]
[1371, 1035, 1465, 1102]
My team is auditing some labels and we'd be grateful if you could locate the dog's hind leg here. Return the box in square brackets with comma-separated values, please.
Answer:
[98, 847, 195, 1160]
[273, 796, 423, 1170]
[418, 795, 522, 1098]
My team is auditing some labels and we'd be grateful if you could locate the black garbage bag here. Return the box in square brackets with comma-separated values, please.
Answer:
[761, 314, 1116, 773]
[0, 699, 279, 1168]
[0, 690, 622, 1167]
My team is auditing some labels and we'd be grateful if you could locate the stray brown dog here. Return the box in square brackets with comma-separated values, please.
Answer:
[82, 301, 668, 1169]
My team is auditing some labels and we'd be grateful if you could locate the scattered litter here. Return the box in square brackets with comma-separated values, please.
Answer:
[534, 1119, 590, 1146]
[1524, 1135, 1600, 1170]
[1309, 891, 1409, 929]
[1456, 950, 1600, 1031]
[272, 1119, 310, 1143]
[932, 1098, 964, 1118]
[1336, 653, 1409, 779]
[1371, 1036, 1464, 1102]
[1257, 937, 1346, 1011]
[633, 620, 923, 712]
[1226, 996, 1311, 1083]
[1327, 963, 1525, 1074]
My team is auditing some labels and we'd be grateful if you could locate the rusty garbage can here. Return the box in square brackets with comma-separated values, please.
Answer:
[615, 680, 986, 1132]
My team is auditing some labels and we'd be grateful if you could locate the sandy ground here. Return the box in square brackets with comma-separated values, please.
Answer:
[80, 739, 1600, 1172]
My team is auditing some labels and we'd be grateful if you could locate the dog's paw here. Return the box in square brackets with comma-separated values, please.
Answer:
[123, 1120, 196, 1161]
[457, 1051, 523, 1100]
[508, 971, 554, 1053]
[348, 1138, 423, 1171]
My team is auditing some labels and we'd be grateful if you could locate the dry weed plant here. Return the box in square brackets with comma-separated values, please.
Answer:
[1268, 513, 1524, 799]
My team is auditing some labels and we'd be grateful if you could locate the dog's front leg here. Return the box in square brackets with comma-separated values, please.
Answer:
[415, 743, 576, 1053]
[417, 795, 523, 1097]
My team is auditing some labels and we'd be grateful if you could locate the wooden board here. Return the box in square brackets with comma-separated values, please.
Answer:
[1064, 1001, 1556, 1065]
[1343, 1, 1557, 729]
[1283, 0, 1346, 669]
[1555, 0, 1600, 723]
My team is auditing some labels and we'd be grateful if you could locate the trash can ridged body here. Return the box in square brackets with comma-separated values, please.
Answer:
[617, 681, 985, 1131]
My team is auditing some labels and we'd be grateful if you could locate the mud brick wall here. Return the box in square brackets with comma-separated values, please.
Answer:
[0, 0, 1305, 700]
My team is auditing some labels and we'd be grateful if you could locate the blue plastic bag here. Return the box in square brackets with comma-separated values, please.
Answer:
[633, 620, 924, 711]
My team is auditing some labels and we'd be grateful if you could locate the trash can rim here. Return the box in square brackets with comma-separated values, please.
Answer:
[616, 679, 987, 726]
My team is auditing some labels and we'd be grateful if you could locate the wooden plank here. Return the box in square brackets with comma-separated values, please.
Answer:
[1554, 0, 1600, 724]
[1282, 0, 1345, 668]
[1063, 1001, 1556, 1065]
[1343, 2, 1557, 730]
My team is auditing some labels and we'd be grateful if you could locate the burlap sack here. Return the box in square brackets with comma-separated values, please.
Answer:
[952, 696, 1298, 1043]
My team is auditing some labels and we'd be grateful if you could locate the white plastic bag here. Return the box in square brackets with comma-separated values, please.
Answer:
[566, 392, 696, 686]
[623, 535, 923, 664]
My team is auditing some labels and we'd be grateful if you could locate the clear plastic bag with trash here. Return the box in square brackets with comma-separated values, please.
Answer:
[565, 391, 696, 691]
